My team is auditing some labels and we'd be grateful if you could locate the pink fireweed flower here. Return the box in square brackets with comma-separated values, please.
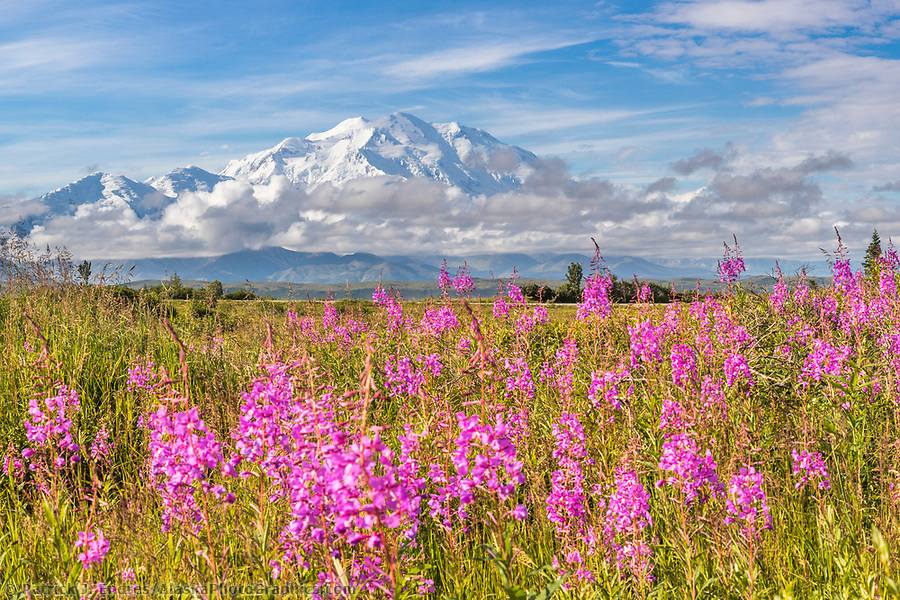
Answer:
[725, 466, 772, 537]
[656, 433, 723, 505]
[670, 344, 698, 389]
[90, 426, 114, 463]
[792, 449, 831, 490]
[718, 237, 746, 283]
[494, 276, 527, 318]
[605, 467, 654, 582]
[514, 305, 550, 335]
[418, 306, 459, 337]
[146, 404, 225, 532]
[547, 413, 591, 543]
[493, 295, 509, 319]
[658, 398, 688, 431]
[418, 353, 443, 377]
[2, 451, 23, 479]
[770, 278, 789, 313]
[504, 357, 535, 399]
[800, 339, 852, 387]
[724, 353, 752, 387]
[74, 529, 110, 568]
[438, 259, 452, 294]
[628, 320, 665, 366]
[453, 264, 475, 297]
[328, 431, 424, 548]
[24, 385, 81, 468]
[372, 285, 403, 331]
[539, 339, 579, 400]
[577, 274, 613, 321]
[831, 258, 857, 294]
[384, 355, 426, 398]
[231, 362, 300, 486]
[427, 413, 525, 529]
[126, 361, 156, 392]
[588, 364, 633, 412]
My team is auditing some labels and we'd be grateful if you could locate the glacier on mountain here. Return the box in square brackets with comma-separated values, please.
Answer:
[219, 112, 538, 196]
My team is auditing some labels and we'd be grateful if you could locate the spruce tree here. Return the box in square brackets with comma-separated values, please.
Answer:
[863, 229, 882, 278]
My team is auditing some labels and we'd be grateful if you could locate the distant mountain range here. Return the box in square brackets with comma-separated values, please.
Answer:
[12, 113, 833, 283]
[23, 112, 539, 235]
[96, 246, 829, 284]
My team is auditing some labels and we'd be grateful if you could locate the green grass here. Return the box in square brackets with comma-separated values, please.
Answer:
[0, 276, 898, 599]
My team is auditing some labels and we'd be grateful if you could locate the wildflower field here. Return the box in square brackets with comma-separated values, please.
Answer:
[2, 238, 900, 600]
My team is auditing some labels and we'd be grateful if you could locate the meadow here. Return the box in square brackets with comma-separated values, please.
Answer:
[0, 236, 899, 600]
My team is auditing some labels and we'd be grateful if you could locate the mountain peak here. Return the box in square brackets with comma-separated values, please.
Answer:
[219, 112, 538, 195]
[306, 117, 371, 141]
[146, 166, 231, 196]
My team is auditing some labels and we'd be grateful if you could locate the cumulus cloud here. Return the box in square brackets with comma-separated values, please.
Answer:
[11, 144, 877, 262]
[873, 181, 900, 193]
[676, 151, 853, 225]
[672, 144, 734, 175]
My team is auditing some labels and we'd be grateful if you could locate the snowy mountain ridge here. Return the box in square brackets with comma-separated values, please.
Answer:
[20, 112, 539, 233]
[219, 112, 538, 195]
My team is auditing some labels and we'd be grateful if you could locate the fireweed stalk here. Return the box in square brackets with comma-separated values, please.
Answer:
[10, 233, 900, 595]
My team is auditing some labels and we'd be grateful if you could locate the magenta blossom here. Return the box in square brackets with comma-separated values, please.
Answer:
[74, 529, 110, 568]
[791, 449, 831, 490]
[725, 466, 772, 537]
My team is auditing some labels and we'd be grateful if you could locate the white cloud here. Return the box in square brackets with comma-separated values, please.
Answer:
[384, 36, 595, 80]
[654, 0, 866, 33]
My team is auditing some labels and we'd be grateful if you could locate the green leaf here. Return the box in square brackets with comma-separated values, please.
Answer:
[505, 585, 527, 600]
[530, 578, 563, 600]
[873, 525, 891, 567]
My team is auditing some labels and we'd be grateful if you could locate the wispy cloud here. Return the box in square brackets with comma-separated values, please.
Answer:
[384, 35, 594, 80]
[653, 0, 865, 34]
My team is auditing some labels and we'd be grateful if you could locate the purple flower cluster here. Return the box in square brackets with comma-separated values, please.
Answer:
[418, 306, 459, 337]
[74, 528, 110, 568]
[91, 425, 114, 463]
[514, 305, 550, 335]
[547, 413, 596, 583]
[231, 363, 298, 486]
[588, 364, 633, 412]
[427, 413, 526, 530]
[384, 355, 426, 398]
[503, 357, 535, 399]
[670, 343, 698, 389]
[576, 275, 613, 321]
[724, 353, 753, 387]
[605, 468, 654, 581]
[438, 259, 452, 293]
[233, 369, 425, 591]
[126, 361, 156, 392]
[658, 398, 687, 431]
[539, 339, 579, 400]
[628, 320, 665, 366]
[373, 285, 404, 331]
[146, 404, 226, 532]
[770, 278, 789, 313]
[547, 413, 590, 534]
[791, 449, 831, 490]
[718, 238, 746, 283]
[23, 385, 81, 469]
[800, 339, 852, 386]
[656, 433, 723, 505]
[493, 277, 526, 319]
[453, 264, 475, 298]
[724, 466, 772, 537]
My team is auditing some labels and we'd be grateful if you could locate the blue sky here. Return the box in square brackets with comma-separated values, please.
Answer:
[4, 0, 900, 260]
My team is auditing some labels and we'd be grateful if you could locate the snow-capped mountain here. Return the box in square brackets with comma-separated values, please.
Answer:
[34, 173, 176, 229]
[145, 166, 232, 197]
[220, 112, 538, 196]
[15, 113, 539, 232]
